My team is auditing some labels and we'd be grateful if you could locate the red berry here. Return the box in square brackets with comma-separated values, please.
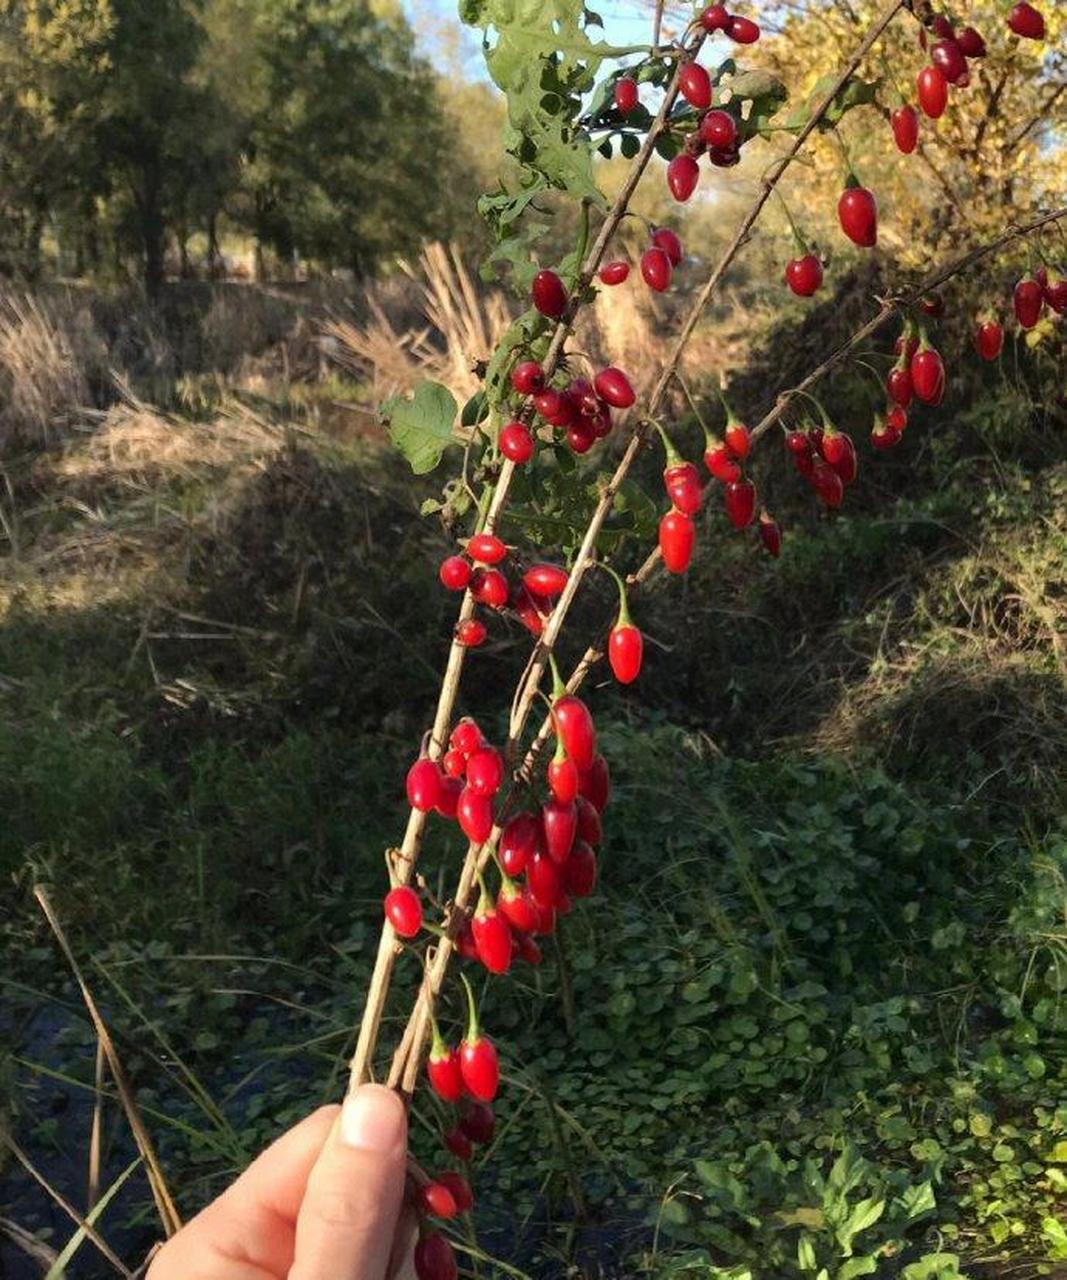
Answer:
[916, 65, 948, 118]
[886, 364, 913, 407]
[824, 431, 857, 485]
[956, 26, 986, 56]
[450, 718, 483, 754]
[707, 143, 740, 167]
[576, 795, 603, 845]
[910, 346, 946, 404]
[871, 418, 902, 450]
[499, 811, 541, 876]
[975, 320, 1003, 361]
[699, 2, 729, 30]
[384, 885, 422, 938]
[724, 479, 756, 529]
[435, 775, 463, 820]
[467, 533, 507, 565]
[1044, 273, 1067, 313]
[472, 899, 512, 974]
[455, 921, 478, 959]
[891, 104, 919, 154]
[664, 461, 704, 515]
[579, 754, 611, 812]
[428, 1043, 464, 1102]
[727, 14, 760, 42]
[651, 226, 684, 266]
[471, 568, 509, 609]
[704, 441, 741, 483]
[811, 458, 845, 508]
[439, 555, 471, 591]
[459, 1034, 499, 1102]
[524, 563, 569, 597]
[679, 61, 712, 109]
[699, 109, 737, 150]
[1013, 277, 1043, 329]
[542, 797, 578, 863]
[552, 695, 596, 770]
[838, 185, 877, 248]
[511, 360, 544, 395]
[562, 840, 597, 898]
[759, 512, 781, 557]
[415, 1232, 458, 1280]
[442, 748, 466, 779]
[1007, 2, 1044, 39]
[547, 749, 581, 804]
[641, 246, 673, 292]
[418, 1181, 459, 1219]
[886, 405, 908, 433]
[659, 508, 695, 573]
[785, 253, 823, 297]
[466, 745, 504, 797]
[566, 420, 595, 454]
[460, 1101, 496, 1144]
[500, 421, 534, 463]
[436, 1171, 474, 1213]
[593, 367, 636, 409]
[609, 622, 643, 684]
[407, 758, 444, 812]
[528, 849, 564, 908]
[599, 260, 630, 285]
[511, 584, 547, 636]
[532, 269, 567, 318]
[667, 153, 700, 203]
[785, 429, 811, 456]
[515, 932, 543, 965]
[457, 785, 494, 843]
[929, 14, 955, 39]
[444, 1126, 473, 1160]
[498, 880, 539, 933]
[930, 38, 967, 84]
[725, 421, 751, 459]
[614, 75, 639, 113]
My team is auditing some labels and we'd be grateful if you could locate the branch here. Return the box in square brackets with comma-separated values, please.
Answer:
[384, 0, 911, 1095]
[346, 23, 707, 1092]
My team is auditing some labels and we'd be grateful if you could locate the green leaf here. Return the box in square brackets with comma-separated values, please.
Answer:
[901, 1254, 962, 1279]
[836, 1258, 878, 1280]
[46, 1157, 142, 1279]
[1042, 1216, 1067, 1259]
[382, 381, 458, 475]
[836, 1197, 884, 1255]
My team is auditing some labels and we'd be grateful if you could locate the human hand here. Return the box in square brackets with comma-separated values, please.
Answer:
[148, 1084, 414, 1280]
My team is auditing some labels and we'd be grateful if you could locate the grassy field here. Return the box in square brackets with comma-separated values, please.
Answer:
[0, 265, 1064, 1278]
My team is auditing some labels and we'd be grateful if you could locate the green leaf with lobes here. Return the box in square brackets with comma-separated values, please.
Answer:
[382, 381, 458, 474]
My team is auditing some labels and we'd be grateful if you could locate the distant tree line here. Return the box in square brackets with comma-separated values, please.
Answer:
[0, 0, 482, 292]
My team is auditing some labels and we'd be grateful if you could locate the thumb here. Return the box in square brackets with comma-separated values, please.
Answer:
[289, 1084, 408, 1280]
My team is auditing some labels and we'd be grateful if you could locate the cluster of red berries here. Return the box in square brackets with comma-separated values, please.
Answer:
[394, 698, 611, 1277]
[439, 533, 571, 649]
[597, 226, 686, 295]
[912, 13, 988, 121]
[1014, 266, 1067, 329]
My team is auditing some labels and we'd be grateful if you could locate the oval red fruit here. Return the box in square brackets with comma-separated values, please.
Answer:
[871, 419, 902, 450]
[552, 695, 596, 770]
[528, 849, 563, 908]
[886, 365, 913, 407]
[524, 563, 569, 597]
[785, 253, 823, 296]
[916, 65, 948, 118]
[407, 758, 444, 812]
[435, 775, 463, 819]
[439, 555, 471, 591]
[498, 881, 539, 934]
[724, 479, 756, 529]
[467, 533, 506, 564]
[437, 1171, 474, 1213]
[759, 512, 781, 557]
[891, 104, 919, 154]
[457, 785, 494, 843]
[609, 623, 643, 684]
[471, 567, 509, 609]
[466, 745, 504, 797]
[579, 754, 611, 813]
[975, 320, 1003, 361]
[418, 1182, 459, 1219]
[727, 14, 760, 42]
[651, 226, 684, 266]
[641, 246, 673, 292]
[699, 109, 737, 150]
[838, 186, 877, 247]
[511, 360, 544, 395]
[384, 885, 422, 938]
[415, 1232, 459, 1280]
[472, 903, 512, 974]
[576, 795, 603, 845]
[599, 260, 630, 285]
[542, 798, 578, 863]
[1013, 277, 1043, 329]
[444, 1126, 473, 1161]
[930, 38, 967, 84]
[593, 367, 636, 409]
[460, 1102, 496, 1144]
[428, 1044, 464, 1102]
[705, 441, 741, 483]
[562, 840, 597, 898]
[614, 76, 639, 113]
[500, 811, 541, 876]
[459, 1033, 499, 1102]
[500, 422, 534, 463]
[532, 269, 567, 318]
[664, 461, 704, 515]
[1007, 2, 1044, 39]
[679, 61, 712, 109]
[699, 2, 729, 30]
[725, 421, 751, 458]
[910, 347, 946, 404]
[956, 26, 986, 56]
[667, 153, 700, 202]
[547, 752, 580, 804]
[659, 509, 695, 573]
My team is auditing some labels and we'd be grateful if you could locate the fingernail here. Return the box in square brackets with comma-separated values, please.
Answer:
[339, 1085, 406, 1153]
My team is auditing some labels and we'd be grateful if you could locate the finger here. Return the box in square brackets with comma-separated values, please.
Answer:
[290, 1084, 408, 1280]
[148, 1105, 339, 1280]
[386, 1203, 418, 1280]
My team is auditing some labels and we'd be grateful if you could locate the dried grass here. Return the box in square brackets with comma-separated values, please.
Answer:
[0, 292, 105, 448]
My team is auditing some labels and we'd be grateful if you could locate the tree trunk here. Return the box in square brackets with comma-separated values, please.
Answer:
[138, 160, 167, 297]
